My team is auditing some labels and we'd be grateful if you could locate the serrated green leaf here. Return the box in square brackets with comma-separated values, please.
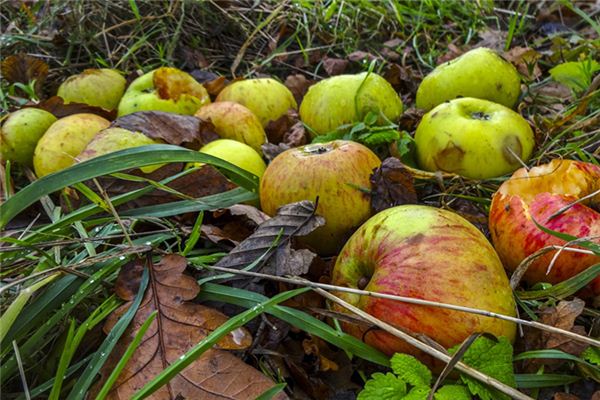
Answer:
[401, 386, 430, 400]
[390, 353, 432, 388]
[357, 372, 407, 400]
[434, 384, 471, 400]
[582, 347, 600, 366]
[358, 129, 400, 147]
[450, 336, 515, 400]
[549, 60, 600, 92]
[311, 130, 346, 143]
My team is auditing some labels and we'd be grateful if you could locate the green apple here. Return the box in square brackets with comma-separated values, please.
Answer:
[416, 47, 521, 111]
[118, 67, 210, 116]
[260, 140, 381, 255]
[193, 139, 266, 178]
[216, 78, 297, 127]
[414, 97, 534, 179]
[195, 102, 266, 153]
[331, 205, 516, 364]
[57, 69, 126, 110]
[77, 127, 161, 173]
[33, 113, 110, 177]
[299, 72, 403, 136]
[1, 108, 57, 166]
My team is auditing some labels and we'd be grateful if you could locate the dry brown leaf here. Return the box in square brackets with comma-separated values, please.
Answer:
[283, 121, 307, 147]
[553, 393, 580, 400]
[370, 157, 418, 213]
[30, 96, 117, 120]
[284, 74, 313, 104]
[262, 143, 291, 162]
[322, 57, 349, 76]
[476, 30, 507, 52]
[112, 111, 218, 150]
[504, 47, 542, 80]
[348, 50, 378, 63]
[302, 337, 339, 372]
[593, 391, 600, 400]
[1, 53, 48, 96]
[265, 109, 300, 144]
[227, 204, 270, 226]
[436, 43, 464, 64]
[91, 254, 284, 399]
[384, 64, 421, 99]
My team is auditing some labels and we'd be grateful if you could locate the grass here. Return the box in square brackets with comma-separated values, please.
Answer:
[1, 0, 599, 399]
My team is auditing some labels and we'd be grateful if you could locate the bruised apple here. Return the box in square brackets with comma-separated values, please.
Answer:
[260, 140, 381, 255]
[1, 108, 57, 166]
[416, 47, 521, 111]
[216, 78, 297, 127]
[299, 72, 403, 136]
[489, 159, 600, 295]
[33, 113, 110, 177]
[118, 67, 210, 116]
[195, 102, 266, 152]
[331, 205, 516, 364]
[57, 68, 126, 110]
[414, 97, 534, 179]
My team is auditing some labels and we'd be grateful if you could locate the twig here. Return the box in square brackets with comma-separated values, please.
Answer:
[546, 235, 600, 275]
[203, 265, 600, 347]
[13, 341, 31, 400]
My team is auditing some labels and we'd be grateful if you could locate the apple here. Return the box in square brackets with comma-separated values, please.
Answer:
[215, 78, 297, 127]
[414, 97, 534, 179]
[77, 127, 161, 173]
[489, 159, 600, 295]
[1, 108, 57, 166]
[33, 113, 110, 177]
[331, 205, 517, 364]
[416, 47, 521, 111]
[259, 140, 381, 255]
[193, 139, 267, 178]
[299, 72, 403, 136]
[118, 67, 210, 116]
[57, 68, 126, 110]
[195, 102, 266, 153]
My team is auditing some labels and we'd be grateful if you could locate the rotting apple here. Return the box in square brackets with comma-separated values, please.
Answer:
[1, 108, 57, 166]
[57, 68, 126, 110]
[117, 67, 210, 116]
[193, 139, 267, 178]
[33, 113, 110, 177]
[77, 127, 161, 173]
[489, 159, 600, 295]
[299, 72, 403, 136]
[414, 97, 534, 179]
[195, 102, 266, 153]
[416, 47, 521, 111]
[331, 205, 517, 365]
[259, 140, 381, 255]
[215, 78, 297, 127]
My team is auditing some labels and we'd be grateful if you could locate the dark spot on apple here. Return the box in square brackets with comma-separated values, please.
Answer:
[471, 111, 491, 121]
[504, 204, 510, 212]
[431, 111, 439, 118]
[496, 82, 503, 91]
[357, 276, 370, 290]
[502, 135, 523, 165]
[434, 142, 465, 172]
[405, 233, 425, 245]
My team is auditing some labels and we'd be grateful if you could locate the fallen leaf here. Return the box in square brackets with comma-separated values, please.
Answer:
[504, 47, 542, 80]
[31, 96, 117, 120]
[476, 30, 507, 52]
[593, 391, 600, 400]
[262, 143, 291, 162]
[383, 64, 420, 98]
[302, 337, 339, 372]
[0, 53, 48, 96]
[227, 204, 270, 226]
[322, 57, 349, 76]
[283, 121, 307, 147]
[383, 38, 402, 48]
[202, 224, 240, 246]
[436, 43, 464, 64]
[348, 51, 379, 63]
[370, 157, 418, 213]
[91, 254, 284, 399]
[181, 48, 210, 69]
[203, 76, 228, 97]
[553, 393, 579, 400]
[284, 73, 313, 104]
[265, 109, 300, 144]
[112, 111, 218, 150]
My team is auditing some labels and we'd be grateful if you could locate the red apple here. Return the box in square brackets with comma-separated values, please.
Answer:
[489, 159, 600, 295]
[259, 140, 381, 255]
[331, 205, 516, 365]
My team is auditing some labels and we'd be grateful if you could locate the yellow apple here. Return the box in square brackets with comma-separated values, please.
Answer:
[57, 69, 126, 110]
[1, 108, 57, 166]
[196, 139, 266, 178]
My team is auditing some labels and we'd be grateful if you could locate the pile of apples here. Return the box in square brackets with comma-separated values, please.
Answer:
[1, 47, 598, 363]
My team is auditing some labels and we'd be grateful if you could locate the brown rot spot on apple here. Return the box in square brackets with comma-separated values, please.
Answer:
[431, 111, 439, 118]
[502, 135, 523, 165]
[496, 82, 503, 91]
[357, 276, 370, 290]
[434, 142, 465, 172]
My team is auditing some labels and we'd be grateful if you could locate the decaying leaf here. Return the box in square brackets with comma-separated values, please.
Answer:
[90, 254, 284, 400]
[553, 393, 580, 400]
[32, 96, 117, 120]
[212, 201, 324, 287]
[112, 111, 218, 150]
[227, 204, 270, 226]
[262, 143, 291, 162]
[322, 57, 349, 76]
[504, 47, 542, 80]
[476, 30, 507, 52]
[383, 64, 420, 97]
[1, 53, 48, 95]
[370, 157, 418, 213]
[265, 109, 302, 145]
[436, 43, 464, 64]
[285, 74, 313, 104]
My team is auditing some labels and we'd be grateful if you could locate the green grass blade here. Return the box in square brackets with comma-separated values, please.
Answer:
[514, 349, 599, 372]
[255, 383, 287, 400]
[516, 264, 600, 300]
[181, 211, 203, 256]
[66, 267, 150, 400]
[198, 283, 390, 366]
[131, 287, 311, 400]
[515, 373, 580, 389]
[0, 144, 259, 228]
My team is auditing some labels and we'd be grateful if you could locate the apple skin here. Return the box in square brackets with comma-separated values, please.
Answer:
[197, 139, 267, 178]
[489, 159, 600, 295]
[331, 205, 516, 365]
[117, 67, 210, 116]
[415, 97, 534, 179]
[57, 69, 126, 110]
[216, 78, 297, 127]
[416, 47, 521, 111]
[1, 108, 57, 166]
[259, 140, 381, 255]
[299, 72, 403, 136]
[195, 102, 267, 153]
[33, 113, 110, 177]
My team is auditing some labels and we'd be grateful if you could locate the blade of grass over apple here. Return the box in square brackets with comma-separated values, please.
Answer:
[198, 282, 390, 366]
[131, 287, 311, 400]
[514, 349, 600, 372]
[516, 263, 600, 300]
[0, 144, 259, 228]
